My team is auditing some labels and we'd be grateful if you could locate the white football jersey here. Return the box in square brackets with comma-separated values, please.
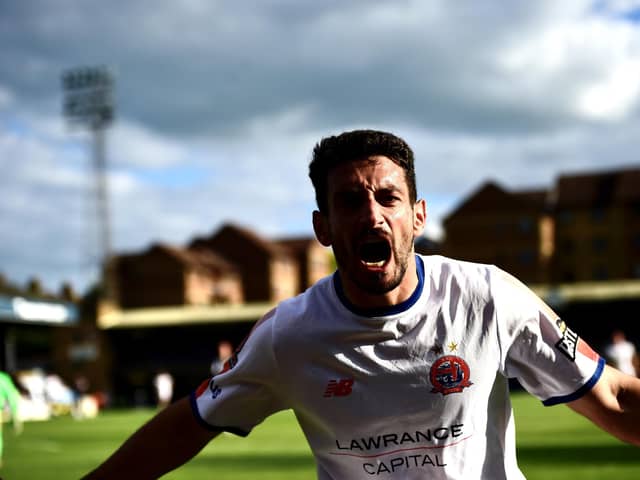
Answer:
[192, 255, 604, 479]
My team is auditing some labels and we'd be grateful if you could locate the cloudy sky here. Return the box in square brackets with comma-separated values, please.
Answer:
[2, 0, 640, 294]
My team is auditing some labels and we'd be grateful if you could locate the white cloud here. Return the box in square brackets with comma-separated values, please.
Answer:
[2, 0, 640, 293]
[0, 84, 12, 108]
[0, 125, 84, 191]
[576, 58, 640, 119]
[492, 13, 640, 121]
[111, 121, 194, 169]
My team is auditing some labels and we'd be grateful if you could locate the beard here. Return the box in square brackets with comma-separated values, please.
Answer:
[356, 259, 409, 295]
[334, 230, 414, 297]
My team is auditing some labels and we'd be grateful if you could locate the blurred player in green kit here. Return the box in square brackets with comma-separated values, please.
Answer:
[0, 371, 22, 467]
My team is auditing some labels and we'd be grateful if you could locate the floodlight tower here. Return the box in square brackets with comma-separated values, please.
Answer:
[62, 66, 115, 299]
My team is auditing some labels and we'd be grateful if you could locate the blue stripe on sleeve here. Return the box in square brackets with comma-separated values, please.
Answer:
[542, 357, 606, 406]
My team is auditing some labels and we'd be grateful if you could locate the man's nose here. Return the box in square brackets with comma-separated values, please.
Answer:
[360, 195, 384, 227]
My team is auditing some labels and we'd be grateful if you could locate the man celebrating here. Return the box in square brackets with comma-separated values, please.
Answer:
[84, 129, 640, 479]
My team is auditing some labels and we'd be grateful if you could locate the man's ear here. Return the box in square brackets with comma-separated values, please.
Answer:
[413, 199, 427, 237]
[313, 210, 332, 247]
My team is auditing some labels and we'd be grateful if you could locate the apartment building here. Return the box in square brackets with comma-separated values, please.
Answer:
[443, 181, 551, 283]
[442, 166, 640, 284]
[189, 223, 299, 303]
[114, 243, 243, 309]
[552, 168, 640, 282]
[107, 222, 331, 312]
[275, 236, 332, 293]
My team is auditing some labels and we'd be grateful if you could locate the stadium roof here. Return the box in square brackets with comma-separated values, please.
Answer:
[531, 279, 640, 306]
[97, 279, 640, 330]
[98, 302, 275, 329]
[0, 294, 79, 326]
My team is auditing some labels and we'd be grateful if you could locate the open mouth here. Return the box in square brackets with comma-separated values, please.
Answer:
[359, 239, 391, 267]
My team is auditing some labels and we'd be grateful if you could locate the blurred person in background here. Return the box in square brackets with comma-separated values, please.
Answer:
[83, 130, 640, 479]
[153, 370, 174, 409]
[210, 340, 234, 376]
[605, 329, 638, 377]
[0, 371, 22, 467]
[44, 372, 75, 415]
[72, 375, 100, 420]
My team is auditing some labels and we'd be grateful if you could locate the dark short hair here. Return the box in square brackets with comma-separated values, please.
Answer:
[309, 129, 417, 212]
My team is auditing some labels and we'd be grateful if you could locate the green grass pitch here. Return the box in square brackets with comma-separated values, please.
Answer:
[3, 392, 638, 479]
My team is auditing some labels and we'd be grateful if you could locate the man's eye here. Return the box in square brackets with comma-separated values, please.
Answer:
[379, 194, 400, 205]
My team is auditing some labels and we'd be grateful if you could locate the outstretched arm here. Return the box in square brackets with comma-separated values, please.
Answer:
[82, 396, 220, 479]
[568, 364, 640, 446]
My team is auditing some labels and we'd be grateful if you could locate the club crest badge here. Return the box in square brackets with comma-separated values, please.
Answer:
[430, 355, 473, 396]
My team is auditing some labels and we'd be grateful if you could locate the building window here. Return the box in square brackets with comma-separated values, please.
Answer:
[560, 238, 575, 254]
[592, 236, 608, 254]
[517, 250, 535, 265]
[494, 222, 507, 236]
[558, 211, 573, 226]
[518, 217, 533, 234]
[592, 266, 609, 281]
[590, 208, 606, 223]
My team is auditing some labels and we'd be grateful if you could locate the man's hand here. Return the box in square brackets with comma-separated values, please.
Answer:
[569, 364, 640, 447]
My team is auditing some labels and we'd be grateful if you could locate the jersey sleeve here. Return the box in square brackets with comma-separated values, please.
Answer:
[190, 308, 288, 436]
[492, 267, 605, 406]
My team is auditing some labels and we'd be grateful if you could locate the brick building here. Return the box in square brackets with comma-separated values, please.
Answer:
[275, 236, 332, 293]
[442, 166, 640, 284]
[189, 224, 299, 303]
[114, 243, 243, 309]
[552, 168, 640, 282]
[110, 223, 331, 311]
[96, 224, 331, 404]
[443, 181, 552, 283]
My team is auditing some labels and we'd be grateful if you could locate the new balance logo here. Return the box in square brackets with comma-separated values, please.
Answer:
[323, 378, 354, 397]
